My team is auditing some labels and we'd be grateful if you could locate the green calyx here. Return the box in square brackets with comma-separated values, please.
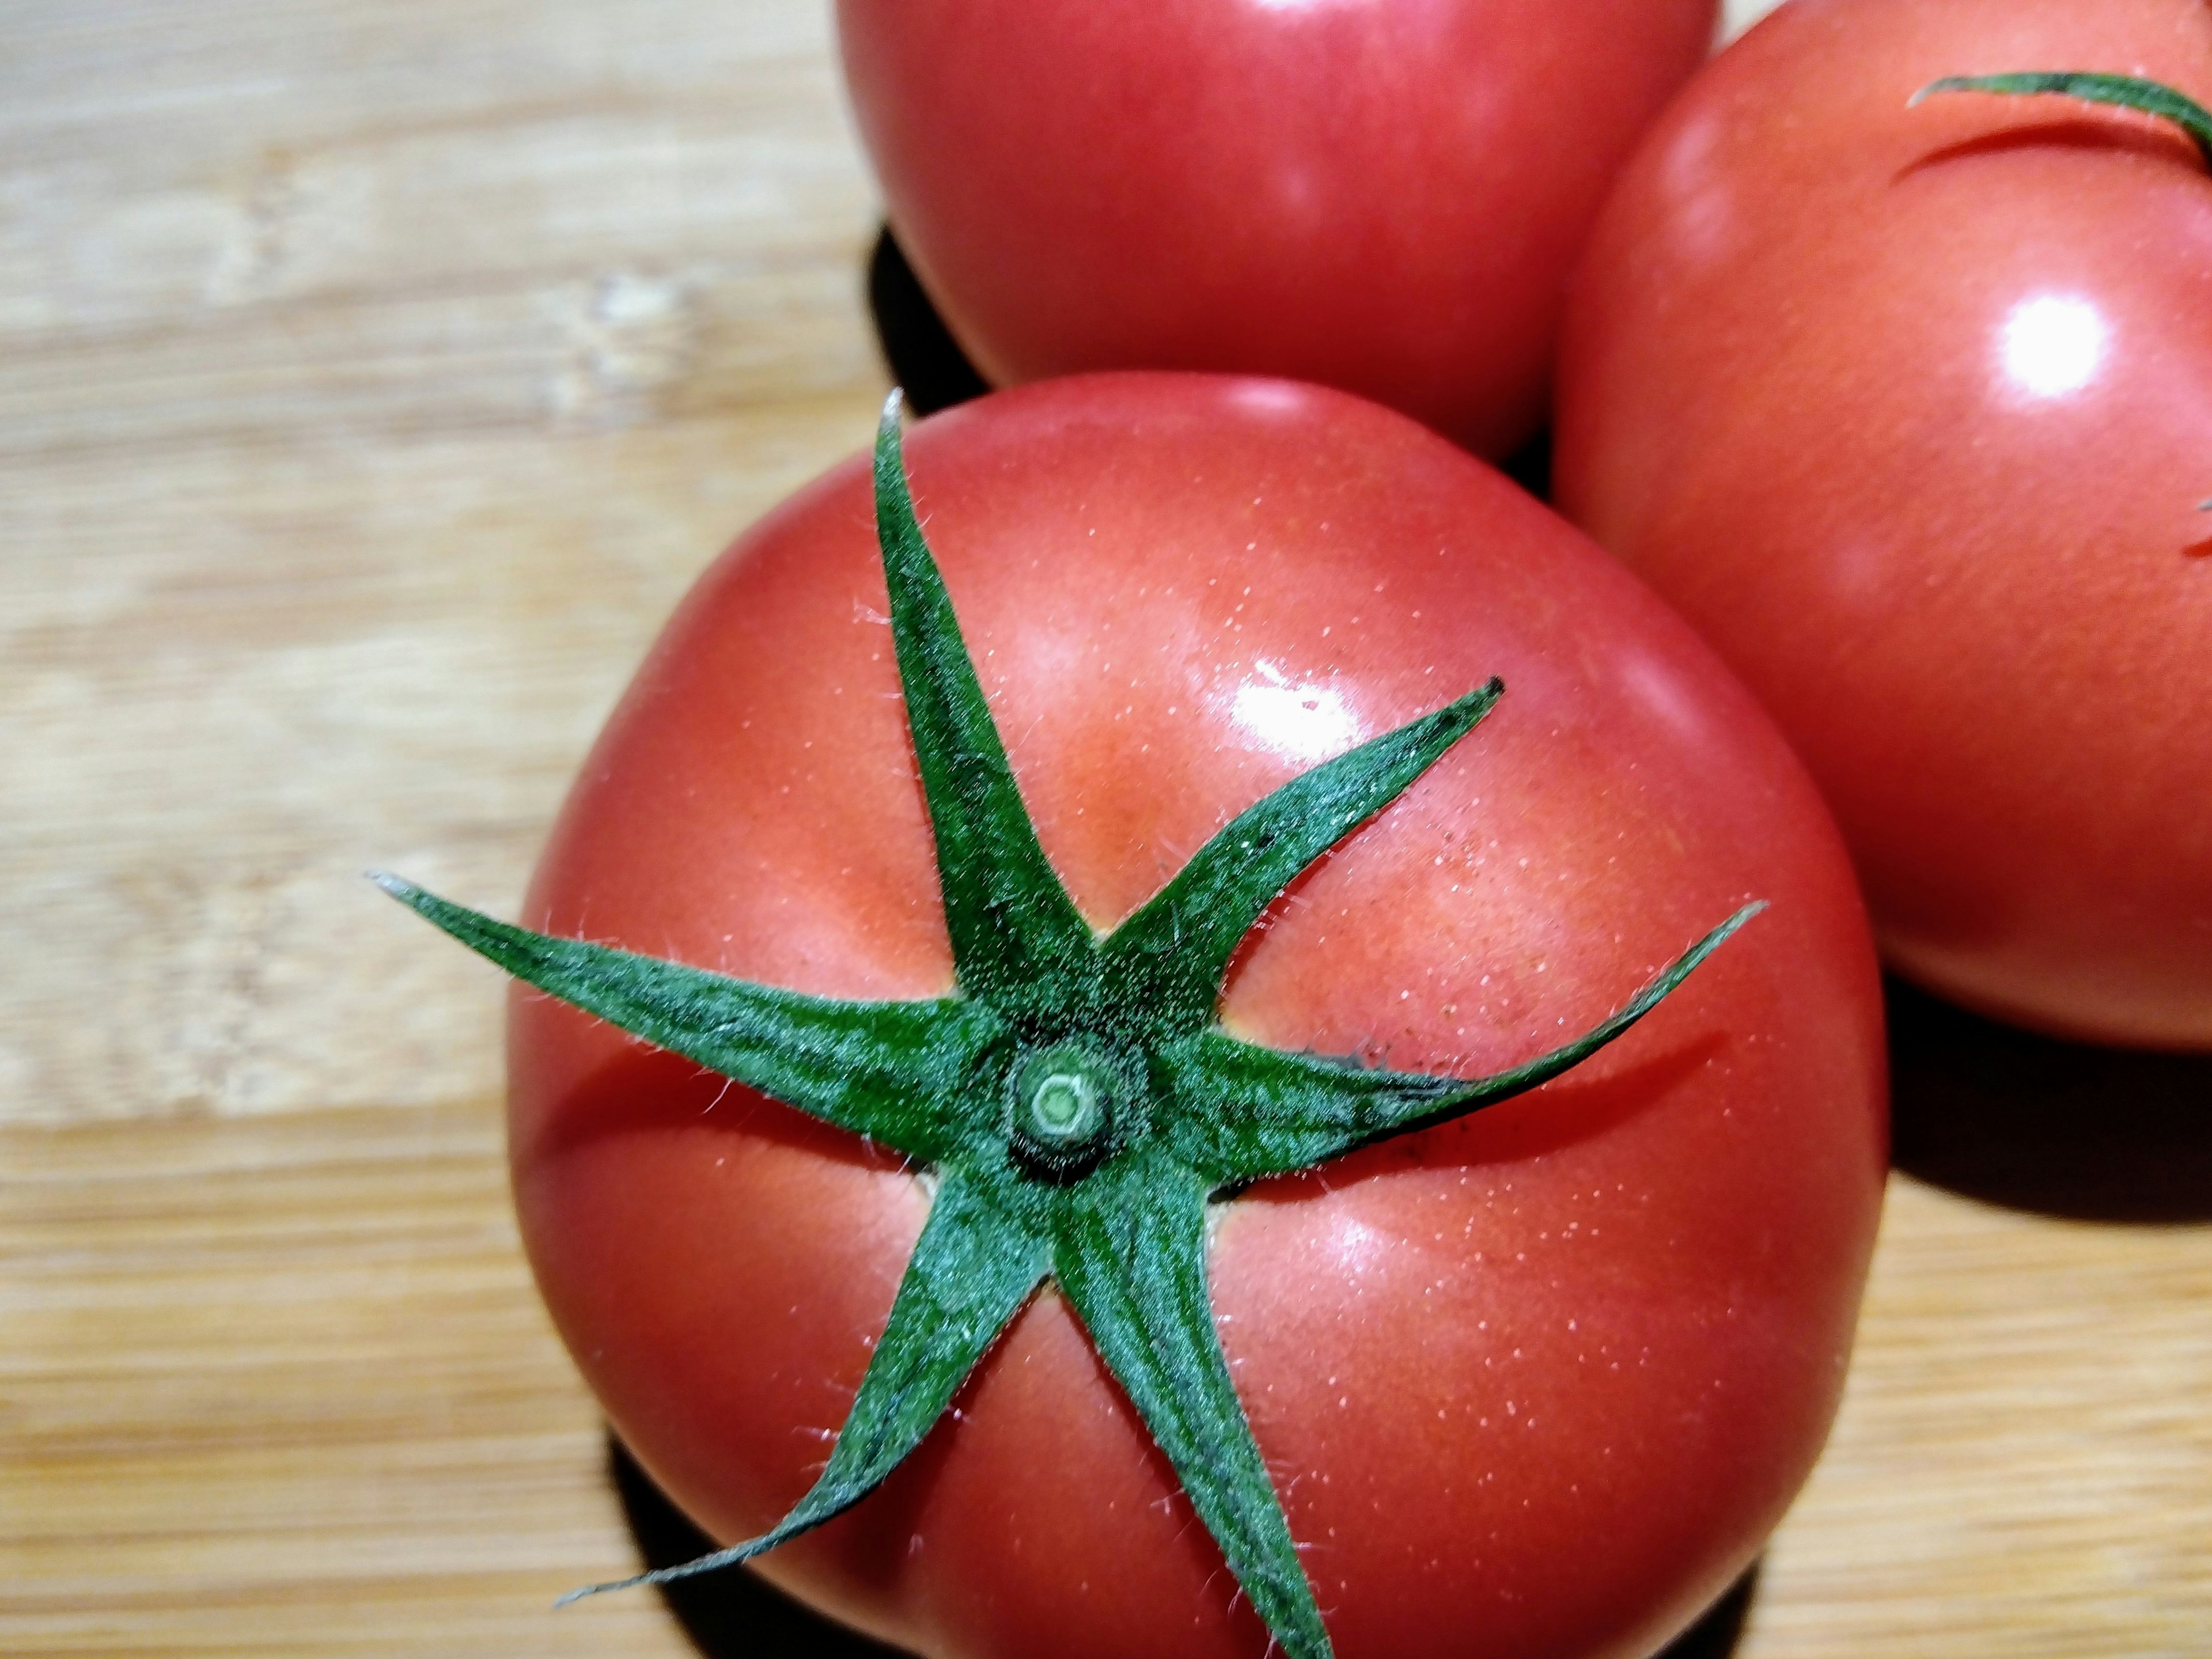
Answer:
[375, 391, 1760, 1659]
[1912, 71, 2212, 170]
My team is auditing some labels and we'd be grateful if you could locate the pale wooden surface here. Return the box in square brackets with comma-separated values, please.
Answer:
[2, 3, 2206, 1657]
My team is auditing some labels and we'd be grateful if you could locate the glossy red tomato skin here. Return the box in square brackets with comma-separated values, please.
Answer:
[834, 0, 1717, 459]
[507, 374, 1886, 1659]
[1556, 0, 2212, 1049]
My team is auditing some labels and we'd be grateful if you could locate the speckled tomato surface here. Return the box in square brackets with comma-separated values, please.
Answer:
[1557, 0, 2212, 1048]
[509, 375, 1885, 1659]
[836, 0, 1717, 457]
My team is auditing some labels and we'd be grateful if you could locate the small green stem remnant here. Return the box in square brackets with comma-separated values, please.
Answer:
[1912, 72, 2212, 171]
[1007, 1042, 1123, 1179]
[376, 391, 1760, 1659]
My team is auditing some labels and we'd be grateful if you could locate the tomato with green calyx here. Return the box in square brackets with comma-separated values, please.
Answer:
[386, 374, 1884, 1659]
[1556, 0, 2212, 1049]
[835, 0, 1718, 459]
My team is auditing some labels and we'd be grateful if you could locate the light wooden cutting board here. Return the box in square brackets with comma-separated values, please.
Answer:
[3, 2, 2206, 1656]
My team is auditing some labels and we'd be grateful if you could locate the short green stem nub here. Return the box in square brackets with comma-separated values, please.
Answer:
[1007, 1043, 1122, 1180]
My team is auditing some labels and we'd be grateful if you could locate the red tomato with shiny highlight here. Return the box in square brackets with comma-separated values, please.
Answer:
[835, 0, 1719, 458]
[509, 375, 1885, 1659]
[1557, 0, 2212, 1048]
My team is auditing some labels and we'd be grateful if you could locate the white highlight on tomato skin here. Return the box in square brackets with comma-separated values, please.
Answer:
[1997, 293, 2109, 400]
[1320, 1213, 1388, 1281]
[1228, 378, 1315, 415]
[1229, 659, 1363, 763]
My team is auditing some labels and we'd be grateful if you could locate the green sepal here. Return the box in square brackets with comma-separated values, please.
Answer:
[1051, 1152, 1332, 1659]
[370, 872, 987, 1164]
[557, 1171, 1052, 1604]
[1160, 902, 1766, 1183]
[1102, 678, 1503, 1039]
[1912, 72, 2212, 169]
[873, 393, 1100, 1024]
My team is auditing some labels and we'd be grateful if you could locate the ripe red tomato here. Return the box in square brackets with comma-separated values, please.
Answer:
[1555, 0, 2212, 1049]
[506, 374, 1884, 1659]
[834, 0, 1718, 459]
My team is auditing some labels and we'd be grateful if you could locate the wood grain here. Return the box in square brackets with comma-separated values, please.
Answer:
[2, 2, 2205, 1657]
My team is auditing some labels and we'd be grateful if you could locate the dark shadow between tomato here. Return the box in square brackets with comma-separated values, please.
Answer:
[863, 221, 1560, 503]
[1886, 978, 2212, 1224]
[868, 226, 990, 416]
[1498, 423, 1552, 503]
[609, 1429, 1758, 1659]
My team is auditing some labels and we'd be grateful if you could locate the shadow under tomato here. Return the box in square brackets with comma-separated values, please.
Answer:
[608, 1431, 1757, 1659]
[1659, 1563, 1759, 1659]
[609, 1434, 907, 1658]
[1886, 978, 2212, 1224]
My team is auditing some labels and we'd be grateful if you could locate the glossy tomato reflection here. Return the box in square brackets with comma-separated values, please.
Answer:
[836, 0, 1718, 457]
[1558, 0, 2212, 1048]
[510, 376, 1886, 1659]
